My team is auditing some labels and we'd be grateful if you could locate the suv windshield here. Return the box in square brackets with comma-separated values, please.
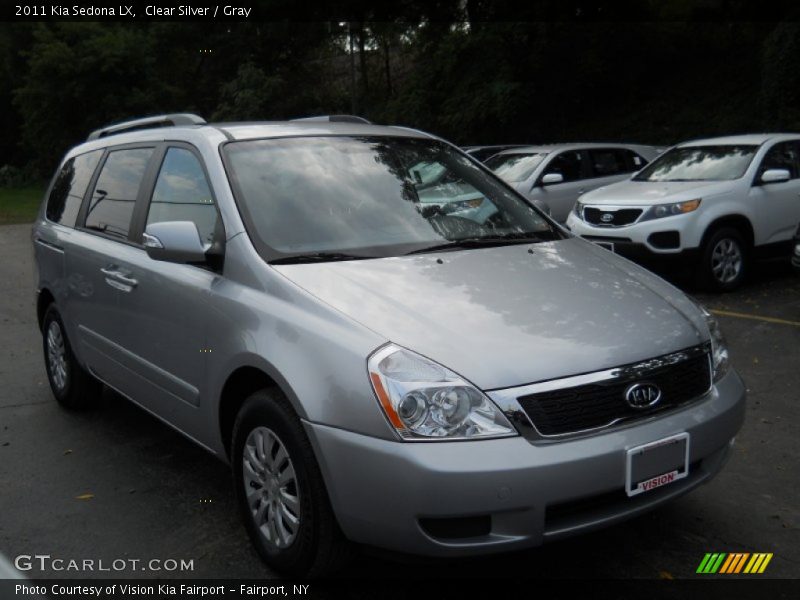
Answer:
[485, 152, 548, 182]
[224, 136, 560, 261]
[633, 145, 757, 182]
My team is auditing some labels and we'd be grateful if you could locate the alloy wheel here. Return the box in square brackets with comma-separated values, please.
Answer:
[46, 321, 68, 391]
[711, 237, 743, 284]
[242, 426, 301, 550]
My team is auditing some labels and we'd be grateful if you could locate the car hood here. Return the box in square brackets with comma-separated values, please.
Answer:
[273, 238, 708, 390]
[582, 179, 734, 205]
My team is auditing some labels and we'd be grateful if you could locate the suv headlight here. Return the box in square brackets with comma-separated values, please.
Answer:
[640, 199, 701, 222]
[368, 344, 517, 440]
[573, 201, 584, 219]
[699, 305, 729, 382]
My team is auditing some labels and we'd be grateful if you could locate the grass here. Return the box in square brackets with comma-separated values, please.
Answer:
[0, 185, 45, 225]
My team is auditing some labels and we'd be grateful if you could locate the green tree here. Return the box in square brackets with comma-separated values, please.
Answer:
[14, 23, 169, 171]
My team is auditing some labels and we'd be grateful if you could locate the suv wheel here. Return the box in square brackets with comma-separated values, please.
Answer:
[42, 305, 100, 409]
[232, 389, 352, 576]
[698, 227, 747, 291]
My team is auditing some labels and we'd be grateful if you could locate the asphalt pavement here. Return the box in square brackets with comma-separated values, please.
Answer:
[0, 223, 797, 580]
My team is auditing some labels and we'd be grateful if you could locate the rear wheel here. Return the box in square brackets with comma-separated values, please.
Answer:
[232, 389, 352, 576]
[42, 305, 100, 409]
[697, 227, 747, 291]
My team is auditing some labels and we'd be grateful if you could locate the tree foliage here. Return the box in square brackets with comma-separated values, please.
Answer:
[1, 9, 800, 177]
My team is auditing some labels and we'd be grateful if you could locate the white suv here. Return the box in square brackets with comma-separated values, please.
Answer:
[567, 134, 800, 290]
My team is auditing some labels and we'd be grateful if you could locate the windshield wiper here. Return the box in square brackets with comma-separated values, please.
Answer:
[406, 233, 546, 255]
[269, 251, 376, 265]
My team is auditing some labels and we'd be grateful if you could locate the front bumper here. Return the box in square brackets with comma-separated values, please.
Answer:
[565, 211, 700, 258]
[305, 370, 746, 557]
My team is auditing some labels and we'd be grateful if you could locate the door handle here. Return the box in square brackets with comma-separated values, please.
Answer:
[100, 266, 138, 290]
[112, 273, 138, 287]
[578, 189, 586, 194]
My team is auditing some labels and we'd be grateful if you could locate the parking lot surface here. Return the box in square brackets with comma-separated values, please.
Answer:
[0, 223, 797, 579]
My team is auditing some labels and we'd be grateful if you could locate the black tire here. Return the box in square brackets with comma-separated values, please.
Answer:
[232, 388, 353, 576]
[42, 305, 101, 410]
[697, 227, 748, 292]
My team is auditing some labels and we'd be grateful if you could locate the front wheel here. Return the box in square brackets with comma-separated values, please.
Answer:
[697, 227, 747, 292]
[232, 389, 352, 576]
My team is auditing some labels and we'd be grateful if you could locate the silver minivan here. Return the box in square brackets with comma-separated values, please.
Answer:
[33, 114, 745, 575]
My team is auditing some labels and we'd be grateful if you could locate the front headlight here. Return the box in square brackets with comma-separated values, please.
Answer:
[573, 201, 584, 219]
[367, 344, 518, 440]
[640, 198, 701, 222]
[699, 305, 729, 382]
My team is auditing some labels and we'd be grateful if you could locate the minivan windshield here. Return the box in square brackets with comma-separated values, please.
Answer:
[224, 136, 560, 262]
[485, 152, 548, 182]
[633, 145, 757, 182]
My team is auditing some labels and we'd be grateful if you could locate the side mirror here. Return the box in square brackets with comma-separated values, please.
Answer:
[541, 172, 564, 186]
[143, 221, 207, 264]
[760, 169, 791, 184]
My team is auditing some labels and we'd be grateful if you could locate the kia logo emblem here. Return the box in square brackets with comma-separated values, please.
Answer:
[601, 212, 614, 223]
[625, 382, 662, 409]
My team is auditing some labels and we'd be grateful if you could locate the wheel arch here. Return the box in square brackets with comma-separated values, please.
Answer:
[217, 358, 305, 460]
[36, 288, 56, 332]
[700, 214, 755, 250]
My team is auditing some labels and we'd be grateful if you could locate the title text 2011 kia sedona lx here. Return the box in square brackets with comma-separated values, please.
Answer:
[32, 114, 745, 575]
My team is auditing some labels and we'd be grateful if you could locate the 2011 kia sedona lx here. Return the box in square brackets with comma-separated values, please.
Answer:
[32, 114, 745, 575]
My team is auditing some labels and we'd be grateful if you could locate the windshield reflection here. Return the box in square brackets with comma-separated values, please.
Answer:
[633, 145, 757, 182]
[224, 136, 560, 262]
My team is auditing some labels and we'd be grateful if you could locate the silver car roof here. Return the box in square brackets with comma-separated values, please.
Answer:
[494, 142, 659, 155]
[677, 133, 800, 147]
[64, 121, 436, 160]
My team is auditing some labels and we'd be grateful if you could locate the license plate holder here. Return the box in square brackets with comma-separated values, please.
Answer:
[625, 433, 690, 497]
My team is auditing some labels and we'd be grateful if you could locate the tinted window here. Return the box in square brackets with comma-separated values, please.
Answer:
[588, 149, 627, 177]
[759, 141, 800, 179]
[224, 136, 559, 259]
[46, 150, 103, 227]
[147, 148, 219, 244]
[543, 151, 584, 182]
[633, 145, 757, 182]
[485, 152, 548, 183]
[85, 148, 154, 240]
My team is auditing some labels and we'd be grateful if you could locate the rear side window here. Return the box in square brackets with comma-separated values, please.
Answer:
[85, 147, 154, 240]
[626, 150, 648, 170]
[588, 149, 628, 177]
[46, 150, 103, 227]
[146, 148, 219, 245]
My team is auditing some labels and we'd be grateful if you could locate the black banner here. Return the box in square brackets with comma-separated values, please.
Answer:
[2, 578, 800, 600]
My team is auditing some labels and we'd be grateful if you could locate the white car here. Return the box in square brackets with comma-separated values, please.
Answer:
[567, 134, 800, 291]
[486, 143, 661, 222]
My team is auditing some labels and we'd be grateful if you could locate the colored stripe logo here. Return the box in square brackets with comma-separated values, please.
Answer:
[697, 552, 773, 574]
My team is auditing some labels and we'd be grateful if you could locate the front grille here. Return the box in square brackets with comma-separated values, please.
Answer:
[517, 347, 711, 436]
[584, 207, 642, 226]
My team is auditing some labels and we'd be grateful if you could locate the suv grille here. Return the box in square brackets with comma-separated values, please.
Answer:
[517, 348, 711, 436]
[583, 207, 642, 226]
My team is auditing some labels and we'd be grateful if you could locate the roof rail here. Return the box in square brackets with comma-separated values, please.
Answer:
[87, 113, 206, 141]
[290, 115, 372, 125]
